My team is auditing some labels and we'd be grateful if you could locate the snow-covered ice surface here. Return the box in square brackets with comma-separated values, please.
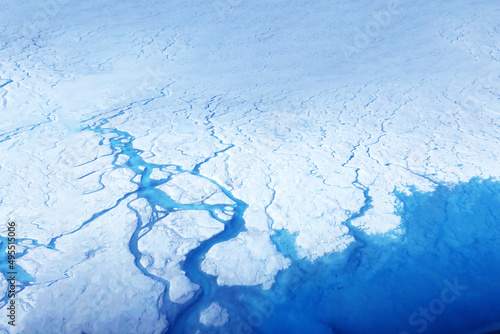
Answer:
[0, 0, 499, 333]
[199, 302, 229, 327]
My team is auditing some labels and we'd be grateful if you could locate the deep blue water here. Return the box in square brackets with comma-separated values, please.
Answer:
[214, 178, 500, 334]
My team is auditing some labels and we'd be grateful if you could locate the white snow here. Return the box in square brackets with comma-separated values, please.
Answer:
[157, 172, 233, 205]
[199, 302, 229, 327]
[202, 230, 291, 289]
[149, 168, 174, 181]
[14, 199, 168, 333]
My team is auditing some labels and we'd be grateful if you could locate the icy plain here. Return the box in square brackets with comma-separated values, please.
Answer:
[0, 0, 499, 333]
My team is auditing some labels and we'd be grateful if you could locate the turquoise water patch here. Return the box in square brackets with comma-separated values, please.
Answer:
[271, 229, 300, 261]
[0, 235, 36, 308]
[207, 178, 500, 334]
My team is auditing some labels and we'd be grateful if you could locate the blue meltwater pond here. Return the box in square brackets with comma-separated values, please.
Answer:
[199, 178, 500, 334]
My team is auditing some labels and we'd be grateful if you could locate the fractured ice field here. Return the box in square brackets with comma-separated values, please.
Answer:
[0, 0, 499, 333]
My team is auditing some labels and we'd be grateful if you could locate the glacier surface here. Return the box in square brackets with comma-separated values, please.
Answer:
[0, 0, 499, 333]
